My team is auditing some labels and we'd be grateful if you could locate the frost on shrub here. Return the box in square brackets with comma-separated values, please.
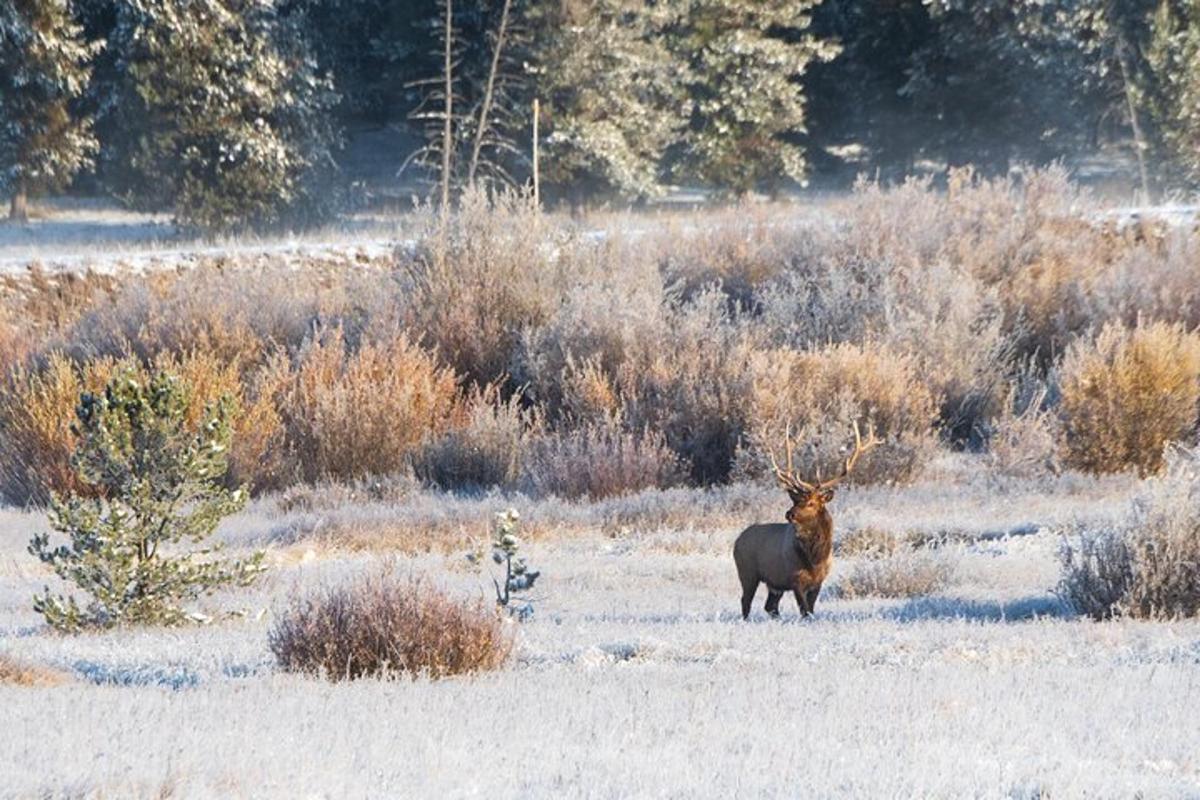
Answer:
[836, 547, 955, 599]
[1059, 446, 1200, 620]
[270, 568, 512, 680]
[467, 508, 540, 619]
[274, 328, 459, 483]
[400, 188, 571, 388]
[28, 369, 264, 631]
[739, 342, 940, 485]
[622, 288, 761, 483]
[413, 385, 535, 492]
[1059, 321, 1200, 476]
[985, 380, 1061, 478]
[522, 415, 683, 500]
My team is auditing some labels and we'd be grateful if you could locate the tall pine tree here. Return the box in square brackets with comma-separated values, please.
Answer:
[672, 0, 838, 196]
[527, 0, 688, 203]
[102, 0, 340, 234]
[0, 0, 97, 221]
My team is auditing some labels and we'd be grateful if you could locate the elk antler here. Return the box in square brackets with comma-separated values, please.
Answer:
[818, 420, 883, 490]
[767, 422, 817, 495]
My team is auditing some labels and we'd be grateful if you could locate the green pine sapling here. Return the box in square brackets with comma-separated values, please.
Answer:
[28, 368, 265, 631]
[469, 507, 539, 619]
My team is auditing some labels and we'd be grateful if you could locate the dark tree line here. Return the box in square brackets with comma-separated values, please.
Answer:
[1, 0, 1197, 232]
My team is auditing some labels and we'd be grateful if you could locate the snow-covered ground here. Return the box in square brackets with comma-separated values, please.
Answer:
[3, 461, 1198, 798]
[0, 199, 402, 275]
[2, 196, 1195, 277]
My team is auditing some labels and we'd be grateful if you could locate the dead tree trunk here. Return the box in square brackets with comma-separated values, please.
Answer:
[1118, 39, 1154, 203]
[467, 0, 512, 187]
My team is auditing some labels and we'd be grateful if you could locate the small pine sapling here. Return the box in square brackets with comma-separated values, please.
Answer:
[468, 507, 540, 619]
[28, 368, 265, 631]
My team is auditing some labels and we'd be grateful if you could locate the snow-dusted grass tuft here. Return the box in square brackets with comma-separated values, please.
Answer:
[1060, 446, 1200, 619]
[834, 548, 958, 599]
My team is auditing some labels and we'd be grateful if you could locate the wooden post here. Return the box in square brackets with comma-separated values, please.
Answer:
[532, 98, 540, 211]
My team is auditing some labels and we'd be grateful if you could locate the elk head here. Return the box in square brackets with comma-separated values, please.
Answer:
[767, 420, 882, 522]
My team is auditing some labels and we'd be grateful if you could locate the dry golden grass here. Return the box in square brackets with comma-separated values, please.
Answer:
[1059, 321, 1200, 476]
[269, 569, 512, 680]
[0, 653, 71, 687]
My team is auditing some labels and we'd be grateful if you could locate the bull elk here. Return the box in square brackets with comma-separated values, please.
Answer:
[734, 421, 881, 620]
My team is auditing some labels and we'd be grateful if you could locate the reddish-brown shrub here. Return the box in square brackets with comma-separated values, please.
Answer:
[269, 570, 512, 680]
[0, 354, 120, 505]
[273, 329, 459, 483]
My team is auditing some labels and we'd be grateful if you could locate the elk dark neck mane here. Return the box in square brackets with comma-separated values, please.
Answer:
[790, 508, 833, 566]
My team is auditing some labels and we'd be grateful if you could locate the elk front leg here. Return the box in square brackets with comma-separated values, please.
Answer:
[805, 584, 823, 615]
[793, 588, 812, 617]
[764, 590, 783, 618]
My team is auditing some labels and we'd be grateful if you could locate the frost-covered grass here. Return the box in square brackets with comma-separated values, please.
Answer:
[3, 461, 1199, 797]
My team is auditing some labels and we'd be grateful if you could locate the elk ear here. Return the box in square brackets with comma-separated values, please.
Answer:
[820, 488, 835, 503]
[786, 489, 808, 505]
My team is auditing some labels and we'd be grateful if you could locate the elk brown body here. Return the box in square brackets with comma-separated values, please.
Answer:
[735, 421, 880, 619]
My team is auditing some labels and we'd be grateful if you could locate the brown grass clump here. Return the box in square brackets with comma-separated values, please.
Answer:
[522, 416, 684, 500]
[1059, 446, 1200, 619]
[1059, 321, 1200, 476]
[741, 341, 940, 485]
[269, 569, 512, 680]
[273, 329, 459, 483]
[0, 653, 71, 687]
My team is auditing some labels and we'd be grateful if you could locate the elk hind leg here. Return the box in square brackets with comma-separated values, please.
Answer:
[740, 577, 758, 620]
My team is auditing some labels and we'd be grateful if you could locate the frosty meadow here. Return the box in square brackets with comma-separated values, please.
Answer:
[0, 174, 1199, 797]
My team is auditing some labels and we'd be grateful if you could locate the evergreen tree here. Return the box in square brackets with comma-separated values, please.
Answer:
[102, 0, 340, 234]
[0, 0, 98, 221]
[1146, 0, 1200, 186]
[671, 0, 838, 195]
[527, 0, 687, 202]
[29, 368, 264, 631]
